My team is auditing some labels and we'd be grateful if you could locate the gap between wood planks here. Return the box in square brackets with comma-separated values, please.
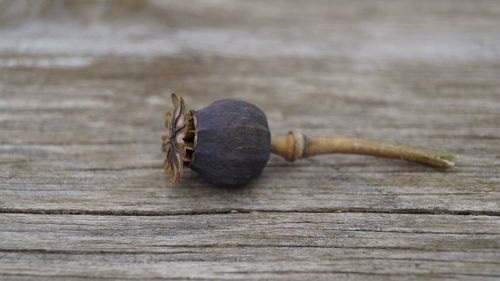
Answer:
[1, 273, 497, 280]
[1, 207, 499, 217]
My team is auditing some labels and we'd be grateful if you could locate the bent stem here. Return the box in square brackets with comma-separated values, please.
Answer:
[271, 131, 456, 168]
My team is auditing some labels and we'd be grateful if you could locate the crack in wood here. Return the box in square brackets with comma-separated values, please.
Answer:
[1, 207, 499, 216]
[1, 247, 498, 255]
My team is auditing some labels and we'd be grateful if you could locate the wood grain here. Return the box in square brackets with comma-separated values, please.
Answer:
[1, 213, 499, 280]
[0, 0, 499, 280]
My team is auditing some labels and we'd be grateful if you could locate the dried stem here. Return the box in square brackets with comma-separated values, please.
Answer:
[271, 131, 456, 168]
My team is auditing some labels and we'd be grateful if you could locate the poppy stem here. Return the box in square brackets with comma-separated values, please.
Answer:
[271, 131, 455, 168]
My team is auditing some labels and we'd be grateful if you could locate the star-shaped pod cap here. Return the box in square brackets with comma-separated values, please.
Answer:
[161, 94, 188, 185]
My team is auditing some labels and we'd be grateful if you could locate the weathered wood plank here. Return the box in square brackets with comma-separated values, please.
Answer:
[1, 212, 499, 280]
[1, 161, 498, 215]
[0, 58, 498, 214]
[1, 0, 499, 280]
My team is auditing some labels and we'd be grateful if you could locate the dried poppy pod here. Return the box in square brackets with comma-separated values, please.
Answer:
[162, 94, 270, 187]
[162, 94, 455, 187]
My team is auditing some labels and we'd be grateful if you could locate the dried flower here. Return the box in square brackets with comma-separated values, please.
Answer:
[162, 94, 271, 187]
[163, 94, 455, 187]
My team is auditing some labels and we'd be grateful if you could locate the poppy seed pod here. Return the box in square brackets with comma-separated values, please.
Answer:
[162, 94, 270, 187]
[192, 99, 271, 187]
[163, 94, 456, 188]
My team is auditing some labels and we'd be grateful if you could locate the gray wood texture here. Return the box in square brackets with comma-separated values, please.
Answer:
[1, 0, 499, 280]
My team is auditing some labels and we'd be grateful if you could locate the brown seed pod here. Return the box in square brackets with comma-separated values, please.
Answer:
[162, 94, 456, 187]
[162, 94, 270, 187]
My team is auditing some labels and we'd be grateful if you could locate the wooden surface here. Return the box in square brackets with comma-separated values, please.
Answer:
[1, 0, 499, 280]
